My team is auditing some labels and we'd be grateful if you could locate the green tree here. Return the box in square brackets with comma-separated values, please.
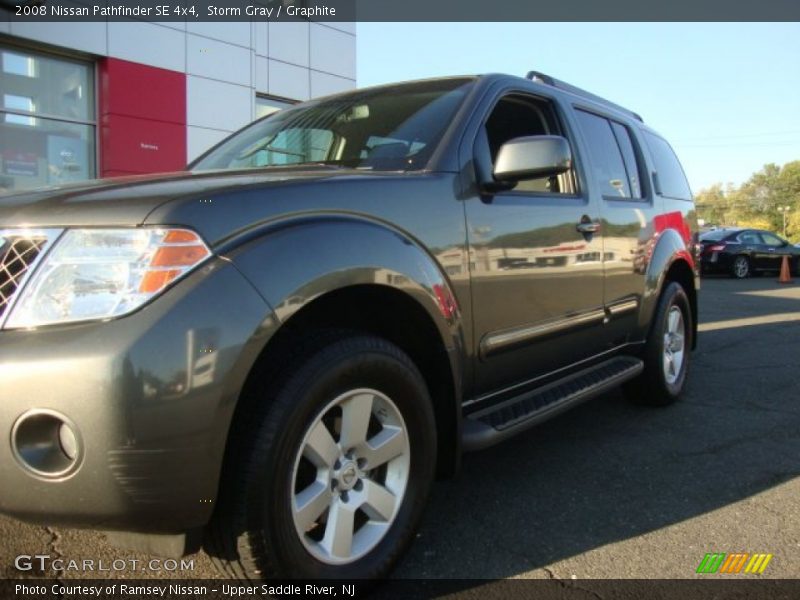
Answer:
[787, 209, 800, 242]
[695, 160, 800, 240]
[694, 182, 740, 227]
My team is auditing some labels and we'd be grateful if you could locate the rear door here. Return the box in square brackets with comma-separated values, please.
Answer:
[571, 109, 656, 346]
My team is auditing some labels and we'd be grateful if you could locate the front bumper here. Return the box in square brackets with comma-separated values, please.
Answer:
[0, 258, 276, 533]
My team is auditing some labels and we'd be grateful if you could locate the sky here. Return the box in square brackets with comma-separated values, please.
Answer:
[356, 23, 800, 194]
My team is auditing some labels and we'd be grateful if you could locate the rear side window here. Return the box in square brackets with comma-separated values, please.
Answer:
[610, 122, 643, 198]
[643, 131, 693, 201]
[574, 109, 638, 199]
[760, 232, 785, 247]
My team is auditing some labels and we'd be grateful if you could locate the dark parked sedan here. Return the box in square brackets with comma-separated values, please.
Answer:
[700, 227, 800, 278]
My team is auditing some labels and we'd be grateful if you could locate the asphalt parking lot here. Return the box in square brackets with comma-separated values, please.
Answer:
[2, 276, 799, 583]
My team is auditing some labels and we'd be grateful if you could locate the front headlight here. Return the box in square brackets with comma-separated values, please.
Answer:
[6, 228, 211, 329]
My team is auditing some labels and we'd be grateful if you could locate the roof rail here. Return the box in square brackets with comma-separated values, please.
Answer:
[525, 71, 643, 123]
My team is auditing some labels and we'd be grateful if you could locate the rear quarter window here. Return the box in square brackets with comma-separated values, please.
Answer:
[643, 131, 693, 201]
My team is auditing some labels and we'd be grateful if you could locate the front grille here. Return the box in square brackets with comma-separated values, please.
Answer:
[0, 236, 47, 319]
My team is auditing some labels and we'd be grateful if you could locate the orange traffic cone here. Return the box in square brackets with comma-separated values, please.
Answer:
[778, 255, 793, 284]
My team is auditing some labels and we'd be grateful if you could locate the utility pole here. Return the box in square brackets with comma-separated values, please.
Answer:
[777, 206, 791, 238]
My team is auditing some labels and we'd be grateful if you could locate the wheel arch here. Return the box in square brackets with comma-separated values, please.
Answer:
[221, 217, 467, 480]
[641, 228, 699, 350]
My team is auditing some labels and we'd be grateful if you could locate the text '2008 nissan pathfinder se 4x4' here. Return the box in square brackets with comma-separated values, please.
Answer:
[0, 72, 698, 580]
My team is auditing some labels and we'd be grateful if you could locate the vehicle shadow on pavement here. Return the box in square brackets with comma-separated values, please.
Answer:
[394, 277, 800, 580]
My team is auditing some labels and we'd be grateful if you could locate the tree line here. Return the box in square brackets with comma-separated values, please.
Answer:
[694, 161, 800, 242]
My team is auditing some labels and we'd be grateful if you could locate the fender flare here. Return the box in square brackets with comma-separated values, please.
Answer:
[220, 212, 467, 449]
[639, 228, 697, 333]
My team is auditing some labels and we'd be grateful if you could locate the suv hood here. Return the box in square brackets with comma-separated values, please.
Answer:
[0, 168, 365, 229]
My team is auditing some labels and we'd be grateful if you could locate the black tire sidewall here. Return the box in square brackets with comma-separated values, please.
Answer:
[242, 337, 436, 579]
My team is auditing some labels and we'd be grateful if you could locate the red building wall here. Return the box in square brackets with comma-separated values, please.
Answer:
[98, 58, 187, 178]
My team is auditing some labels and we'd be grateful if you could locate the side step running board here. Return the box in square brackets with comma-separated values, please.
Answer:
[462, 356, 643, 451]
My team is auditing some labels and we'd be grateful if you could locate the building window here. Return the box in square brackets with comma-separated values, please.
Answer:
[0, 46, 95, 194]
[255, 95, 294, 120]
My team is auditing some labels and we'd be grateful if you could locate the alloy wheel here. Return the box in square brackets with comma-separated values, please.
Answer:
[733, 256, 749, 278]
[662, 306, 686, 385]
[290, 388, 410, 565]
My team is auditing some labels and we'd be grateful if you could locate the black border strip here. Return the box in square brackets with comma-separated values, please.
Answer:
[4, 579, 800, 599]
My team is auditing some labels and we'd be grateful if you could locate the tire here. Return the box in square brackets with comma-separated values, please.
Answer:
[206, 332, 437, 580]
[625, 282, 692, 406]
[731, 255, 750, 279]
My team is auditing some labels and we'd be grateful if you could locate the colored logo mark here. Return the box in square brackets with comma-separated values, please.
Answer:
[696, 553, 773, 574]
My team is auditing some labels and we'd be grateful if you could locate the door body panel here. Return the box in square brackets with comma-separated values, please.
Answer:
[466, 194, 605, 395]
[757, 231, 791, 270]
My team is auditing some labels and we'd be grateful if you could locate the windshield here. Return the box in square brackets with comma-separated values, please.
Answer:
[191, 78, 475, 172]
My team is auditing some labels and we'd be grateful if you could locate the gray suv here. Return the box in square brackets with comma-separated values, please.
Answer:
[0, 72, 698, 580]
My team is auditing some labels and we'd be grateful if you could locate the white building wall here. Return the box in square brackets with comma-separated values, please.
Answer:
[3, 19, 357, 162]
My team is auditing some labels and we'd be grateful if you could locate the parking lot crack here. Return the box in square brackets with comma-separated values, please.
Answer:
[45, 526, 66, 591]
[673, 424, 799, 460]
[693, 361, 794, 373]
[688, 399, 800, 417]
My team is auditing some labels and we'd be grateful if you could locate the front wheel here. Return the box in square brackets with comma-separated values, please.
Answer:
[206, 332, 436, 580]
[625, 282, 692, 406]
